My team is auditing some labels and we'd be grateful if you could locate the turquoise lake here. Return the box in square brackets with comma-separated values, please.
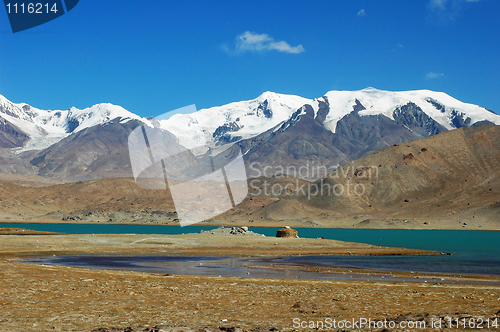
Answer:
[3, 223, 500, 276]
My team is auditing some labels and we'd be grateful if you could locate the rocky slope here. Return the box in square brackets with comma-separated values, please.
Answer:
[1, 125, 499, 229]
[246, 124, 500, 228]
[1, 88, 499, 181]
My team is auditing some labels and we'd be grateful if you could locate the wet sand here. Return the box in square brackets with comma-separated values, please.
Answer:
[1, 229, 500, 331]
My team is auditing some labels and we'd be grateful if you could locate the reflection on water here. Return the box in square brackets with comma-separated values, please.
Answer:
[24, 255, 500, 285]
[279, 254, 500, 276]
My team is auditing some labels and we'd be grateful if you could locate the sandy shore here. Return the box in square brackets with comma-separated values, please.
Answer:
[1, 229, 499, 331]
[0, 229, 440, 258]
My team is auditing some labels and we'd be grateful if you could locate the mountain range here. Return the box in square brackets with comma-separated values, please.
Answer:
[1, 89, 499, 228]
[0, 88, 499, 181]
[246, 124, 500, 229]
[1, 125, 498, 229]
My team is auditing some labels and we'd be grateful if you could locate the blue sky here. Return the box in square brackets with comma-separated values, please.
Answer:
[0, 0, 499, 116]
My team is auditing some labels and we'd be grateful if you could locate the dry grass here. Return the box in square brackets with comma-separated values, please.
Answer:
[0, 232, 499, 331]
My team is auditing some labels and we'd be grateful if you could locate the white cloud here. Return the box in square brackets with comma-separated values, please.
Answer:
[391, 43, 404, 52]
[427, 0, 463, 23]
[233, 31, 305, 54]
[357, 9, 366, 17]
[426, 71, 445, 79]
[428, 0, 481, 17]
[430, 0, 448, 9]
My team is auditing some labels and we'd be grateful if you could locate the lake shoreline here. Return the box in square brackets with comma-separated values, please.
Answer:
[0, 230, 440, 258]
[1, 219, 499, 231]
[1, 229, 500, 331]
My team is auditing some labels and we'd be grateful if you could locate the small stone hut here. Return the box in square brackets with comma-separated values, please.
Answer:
[276, 226, 298, 238]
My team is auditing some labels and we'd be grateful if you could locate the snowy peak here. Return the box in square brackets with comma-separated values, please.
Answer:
[63, 103, 141, 134]
[0, 94, 141, 151]
[321, 88, 499, 134]
[0, 88, 498, 154]
[0, 89, 499, 182]
[158, 91, 312, 149]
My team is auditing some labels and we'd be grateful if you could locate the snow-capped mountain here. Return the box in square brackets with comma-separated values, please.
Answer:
[0, 88, 498, 181]
[158, 91, 312, 150]
[154, 88, 499, 154]
[0, 94, 143, 151]
[320, 87, 499, 133]
[1, 88, 498, 153]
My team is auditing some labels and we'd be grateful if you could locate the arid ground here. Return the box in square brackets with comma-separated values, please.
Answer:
[0, 229, 499, 332]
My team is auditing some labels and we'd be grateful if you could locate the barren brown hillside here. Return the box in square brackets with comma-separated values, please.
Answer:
[0, 176, 283, 224]
[1, 125, 499, 230]
[254, 124, 500, 229]
[0, 177, 177, 222]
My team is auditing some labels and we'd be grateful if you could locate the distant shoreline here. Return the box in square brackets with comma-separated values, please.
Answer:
[1, 219, 499, 231]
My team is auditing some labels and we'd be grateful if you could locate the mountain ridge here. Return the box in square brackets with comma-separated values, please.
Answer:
[2, 88, 498, 153]
[1, 89, 499, 181]
[1, 125, 498, 230]
[220, 124, 500, 229]
[0, 94, 143, 151]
